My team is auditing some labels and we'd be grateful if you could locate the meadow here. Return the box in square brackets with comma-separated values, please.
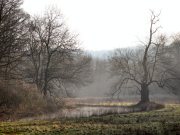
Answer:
[0, 102, 180, 135]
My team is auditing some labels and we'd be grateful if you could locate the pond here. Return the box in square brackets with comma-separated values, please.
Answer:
[20, 106, 139, 121]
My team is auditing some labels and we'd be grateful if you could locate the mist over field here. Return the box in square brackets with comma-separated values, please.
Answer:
[74, 50, 180, 103]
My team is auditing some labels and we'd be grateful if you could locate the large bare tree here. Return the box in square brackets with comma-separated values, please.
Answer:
[108, 11, 180, 104]
[24, 8, 92, 98]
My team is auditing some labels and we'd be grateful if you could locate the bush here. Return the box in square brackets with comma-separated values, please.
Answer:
[0, 79, 64, 121]
[0, 79, 22, 121]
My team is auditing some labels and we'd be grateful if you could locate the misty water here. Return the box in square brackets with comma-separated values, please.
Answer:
[20, 106, 138, 121]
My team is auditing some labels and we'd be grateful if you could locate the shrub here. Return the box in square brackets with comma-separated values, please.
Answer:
[0, 79, 64, 121]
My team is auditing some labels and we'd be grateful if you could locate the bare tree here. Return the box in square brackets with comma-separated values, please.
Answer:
[24, 8, 92, 98]
[108, 10, 180, 104]
[0, 0, 29, 79]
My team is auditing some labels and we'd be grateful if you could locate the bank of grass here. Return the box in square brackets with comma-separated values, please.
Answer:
[66, 97, 138, 107]
[76, 102, 137, 107]
[0, 104, 180, 135]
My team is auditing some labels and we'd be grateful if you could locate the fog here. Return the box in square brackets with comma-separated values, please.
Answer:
[74, 51, 111, 97]
[74, 50, 180, 103]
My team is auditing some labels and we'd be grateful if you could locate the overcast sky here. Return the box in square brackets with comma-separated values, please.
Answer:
[22, 0, 180, 50]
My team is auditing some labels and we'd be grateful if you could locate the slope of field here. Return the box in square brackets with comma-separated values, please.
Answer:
[0, 104, 180, 135]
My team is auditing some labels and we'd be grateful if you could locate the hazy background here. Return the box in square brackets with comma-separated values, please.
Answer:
[22, 0, 180, 101]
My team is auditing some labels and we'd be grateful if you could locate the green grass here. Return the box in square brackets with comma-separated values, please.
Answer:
[0, 104, 180, 135]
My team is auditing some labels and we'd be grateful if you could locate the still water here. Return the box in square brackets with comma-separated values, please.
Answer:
[20, 106, 138, 121]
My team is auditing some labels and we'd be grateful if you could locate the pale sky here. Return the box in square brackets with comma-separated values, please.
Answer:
[22, 0, 180, 50]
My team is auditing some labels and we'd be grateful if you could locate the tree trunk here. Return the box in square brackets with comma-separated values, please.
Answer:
[140, 83, 150, 104]
[43, 82, 47, 98]
[43, 51, 50, 98]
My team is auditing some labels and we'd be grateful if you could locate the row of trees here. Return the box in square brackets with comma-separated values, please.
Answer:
[0, 0, 180, 112]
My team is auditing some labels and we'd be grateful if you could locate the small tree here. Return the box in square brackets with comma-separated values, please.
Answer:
[24, 8, 92, 98]
[108, 11, 180, 104]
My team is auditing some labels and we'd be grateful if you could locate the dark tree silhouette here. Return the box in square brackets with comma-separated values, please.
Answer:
[0, 0, 29, 79]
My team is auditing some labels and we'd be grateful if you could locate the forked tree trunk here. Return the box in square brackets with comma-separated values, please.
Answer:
[140, 83, 150, 104]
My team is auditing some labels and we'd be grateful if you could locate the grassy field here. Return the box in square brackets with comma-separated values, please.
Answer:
[0, 103, 180, 135]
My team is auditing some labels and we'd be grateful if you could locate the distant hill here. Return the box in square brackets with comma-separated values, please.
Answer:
[85, 46, 146, 59]
[86, 50, 112, 59]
